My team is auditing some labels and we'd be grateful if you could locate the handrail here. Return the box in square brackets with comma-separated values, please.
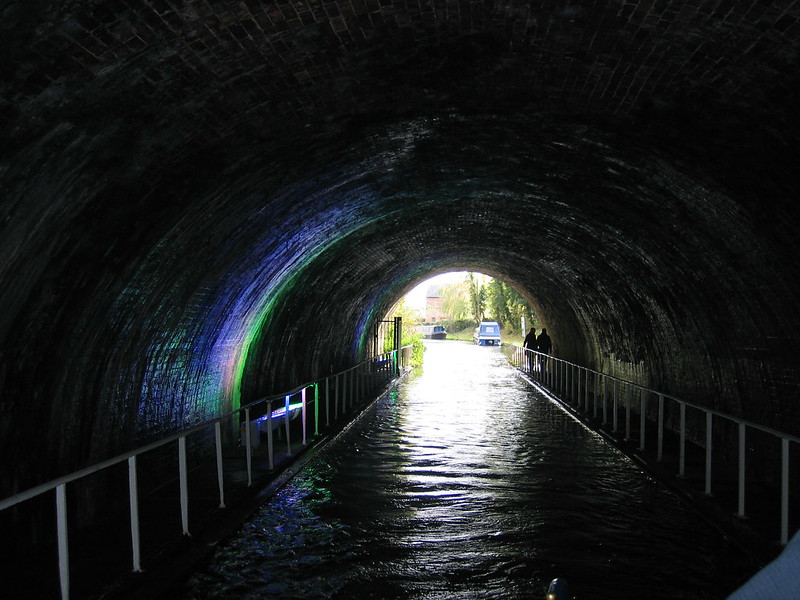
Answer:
[0, 347, 410, 512]
[511, 343, 799, 546]
[515, 346, 800, 444]
[0, 344, 413, 600]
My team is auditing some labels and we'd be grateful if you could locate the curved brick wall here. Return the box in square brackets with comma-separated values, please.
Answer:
[1, 1, 799, 494]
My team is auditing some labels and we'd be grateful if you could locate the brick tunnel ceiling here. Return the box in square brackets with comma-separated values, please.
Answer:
[2, 1, 800, 485]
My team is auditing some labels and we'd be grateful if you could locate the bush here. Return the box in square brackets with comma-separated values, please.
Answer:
[441, 318, 477, 333]
[408, 334, 424, 367]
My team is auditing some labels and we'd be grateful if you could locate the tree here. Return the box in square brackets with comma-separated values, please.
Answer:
[504, 283, 536, 335]
[440, 280, 471, 320]
[486, 278, 512, 326]
[468, 272, 485, 322]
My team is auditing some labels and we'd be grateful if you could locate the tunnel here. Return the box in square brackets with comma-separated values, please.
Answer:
[1, 0, 800, 545]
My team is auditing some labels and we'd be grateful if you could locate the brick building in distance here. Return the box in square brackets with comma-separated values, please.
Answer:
[425, 285, 449, 322]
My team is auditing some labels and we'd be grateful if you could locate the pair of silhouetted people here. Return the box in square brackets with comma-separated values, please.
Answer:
[523, 327, 552, 372]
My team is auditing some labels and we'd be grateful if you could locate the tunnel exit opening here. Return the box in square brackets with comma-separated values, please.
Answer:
[381, 270, 538, 355]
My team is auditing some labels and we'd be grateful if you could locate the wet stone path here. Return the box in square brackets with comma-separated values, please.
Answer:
[179, 341, 760, 599]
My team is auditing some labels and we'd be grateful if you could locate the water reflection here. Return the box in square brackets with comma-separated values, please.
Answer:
[182, 341, 757, 599]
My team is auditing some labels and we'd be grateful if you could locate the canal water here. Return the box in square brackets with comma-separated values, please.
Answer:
[180, 341, 760, 599]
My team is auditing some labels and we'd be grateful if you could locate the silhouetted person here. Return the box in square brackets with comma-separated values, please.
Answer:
[523, 327, 537, 372]
[536, 328, 552, 371]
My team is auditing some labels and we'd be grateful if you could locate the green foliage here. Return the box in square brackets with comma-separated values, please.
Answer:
[504, 283, 536, 335]
[407, 334, 424, 367]
[437, 274, 535, 336]
[486, 278, 511, 326]
[468, 272, 486, 322]
[383, 298, 425, 367]
[441, 318, 477, 333]
[398, 273, 534, 349]
[440, 280, 470, 320]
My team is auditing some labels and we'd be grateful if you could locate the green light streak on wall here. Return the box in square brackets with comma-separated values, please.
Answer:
[230, 222, 439, 408]
[229, 289, 282, 414]
[228, 240, 329, 412]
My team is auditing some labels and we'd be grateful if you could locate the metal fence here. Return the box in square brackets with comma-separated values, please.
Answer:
[0, 346, 412, 600]
[511, 344, 800, 547]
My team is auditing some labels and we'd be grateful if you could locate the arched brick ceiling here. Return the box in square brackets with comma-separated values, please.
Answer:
[1, 1, 799, 490]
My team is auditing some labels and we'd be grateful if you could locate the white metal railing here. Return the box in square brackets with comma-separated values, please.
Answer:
[511, 344, 800, 546]
[0, 345, 412, 600]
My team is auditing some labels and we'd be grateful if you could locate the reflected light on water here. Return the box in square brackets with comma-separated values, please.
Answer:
[181, 339, 760, 600]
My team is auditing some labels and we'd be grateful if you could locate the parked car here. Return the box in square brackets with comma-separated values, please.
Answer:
[473, 321, 501, 346]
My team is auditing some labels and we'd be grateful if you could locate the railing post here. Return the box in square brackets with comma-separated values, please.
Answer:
[266, 400, 274, 470]
[705, 411, 713, 496]
[178, 435, 190, 536]
[612, 380, 619, 433]
[334, 373, 340, 419]
[245, 407, 253, 486]
[340, 371, 345, 415]
[639, 390, 646, 451]
[781, 438, 789, 545]
[584, 368, 590, 411]
[679, 403, 686, 478]
[566, 363, 571, 403]
[533, 351, 552, 387]
[314, 383, 320, 436]
[325, 377, 330, 426]
[284, 395, 292, 456]
[556, 359, 560, 393]
[602, 376, 608, 425]
[574, 365, 579, 405]
[346, 368, 351, 410]
[301, 387, 308, 446]
[546, 354, 551, 387]
[625, 384, 631, 440]
[56, 484, 70, 600]
[128, 456, 142, 573]
[738, 422, 746, 518]
[215, 421, 226, 509]
[560, 360, 565, 395]
[593, 372, 598, 418]
[573, 365, 578, 405]
[657, 394, 664, 462]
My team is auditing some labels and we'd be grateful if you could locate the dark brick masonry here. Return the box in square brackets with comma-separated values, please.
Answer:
[1, 0, 799, 593]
